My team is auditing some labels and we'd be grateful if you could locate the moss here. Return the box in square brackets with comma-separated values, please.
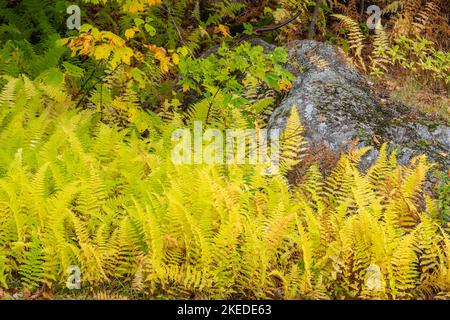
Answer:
[417, 139, 432, 147]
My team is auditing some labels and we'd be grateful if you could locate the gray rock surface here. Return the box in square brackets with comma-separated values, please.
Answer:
[268, 40, 450, 169]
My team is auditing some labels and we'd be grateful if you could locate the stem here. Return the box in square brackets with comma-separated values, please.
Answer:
[308, 0, 322, 39]
[235, 8, 303, 45]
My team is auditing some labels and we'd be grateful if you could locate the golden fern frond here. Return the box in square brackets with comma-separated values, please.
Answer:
[382, 0, 404, 15]
[309, 54, 330, 70]
[0, 77, 19, 108]
[19, 234, 45, 291]
[414, 215, 442, 286]
[325, 146, 372, 207]
[390, 233, 420, 298]
[400, 155, 430, 202]
[370, 23, 390, 76]
[279, 106, 307, 173]
[391, 0, 422, 37]
[92, 291, 129, 300]
[351, 167, 376, 211]
[366, 143, 396, 190]
[332, 14, 366, 69]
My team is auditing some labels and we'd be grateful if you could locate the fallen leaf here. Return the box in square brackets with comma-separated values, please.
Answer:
[125, 28, 136, 39]
[42, 291, 54, 300]
[373, 135, 381, 146]
[278, 80, 292, 91]
[213, 24, 231, 37]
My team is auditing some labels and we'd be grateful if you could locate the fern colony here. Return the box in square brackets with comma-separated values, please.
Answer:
[0, 0, 449, 300]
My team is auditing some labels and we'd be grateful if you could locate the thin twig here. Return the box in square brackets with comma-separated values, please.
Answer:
[235, 8, 304, 45]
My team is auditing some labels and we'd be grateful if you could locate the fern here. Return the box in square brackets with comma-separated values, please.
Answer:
[0, 66, 449, 299]
[19, 235, 45, 291]
[370, 23, 390, 76]
[279, 106, 307, 173]
[332, 14, 366, 70]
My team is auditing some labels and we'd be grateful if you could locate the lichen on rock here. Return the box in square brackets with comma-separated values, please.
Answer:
[268, 40, 450, 169]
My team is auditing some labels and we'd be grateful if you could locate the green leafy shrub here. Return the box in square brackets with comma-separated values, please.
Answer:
[386, 36, 450, 84]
